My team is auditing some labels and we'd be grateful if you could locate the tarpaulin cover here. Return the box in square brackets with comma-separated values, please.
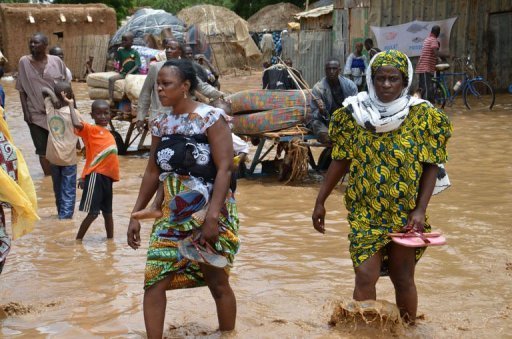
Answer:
[110, 8, 186, 49]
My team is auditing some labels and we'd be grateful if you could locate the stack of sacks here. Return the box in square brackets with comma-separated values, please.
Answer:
[124, 74, 147, 106]
[86, 72, 125, 101]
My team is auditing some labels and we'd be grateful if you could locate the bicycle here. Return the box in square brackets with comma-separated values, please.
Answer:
[431, 55, 495, 110]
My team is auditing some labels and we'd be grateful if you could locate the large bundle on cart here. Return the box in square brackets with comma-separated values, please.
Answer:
[109, 8, 187, 53]
[227, 90, 312, 135]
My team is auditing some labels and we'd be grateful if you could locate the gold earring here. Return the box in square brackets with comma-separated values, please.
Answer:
[183, 91, 187, 99]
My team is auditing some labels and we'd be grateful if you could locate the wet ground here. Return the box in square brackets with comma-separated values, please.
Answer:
[1, 73, 511, 338]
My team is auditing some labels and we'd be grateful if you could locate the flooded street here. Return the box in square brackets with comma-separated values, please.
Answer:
[1, 74, 511, 338]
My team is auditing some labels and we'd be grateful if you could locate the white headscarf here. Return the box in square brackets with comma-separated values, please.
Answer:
[343, 50, 429, 133]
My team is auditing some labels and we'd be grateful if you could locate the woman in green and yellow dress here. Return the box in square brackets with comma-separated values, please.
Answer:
[312, 50, 452, 323]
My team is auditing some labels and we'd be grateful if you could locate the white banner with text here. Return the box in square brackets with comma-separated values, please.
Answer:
[371, 17, 457, 57]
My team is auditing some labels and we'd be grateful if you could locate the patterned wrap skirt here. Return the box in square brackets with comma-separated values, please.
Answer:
[144, 175, 240, 290]
[348, 214, 431, 275]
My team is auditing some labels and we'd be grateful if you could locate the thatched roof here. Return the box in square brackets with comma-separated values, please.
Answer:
[248, 3, 302, 32]
[177, 5, 261, 71]
[177, 5, 246, 37]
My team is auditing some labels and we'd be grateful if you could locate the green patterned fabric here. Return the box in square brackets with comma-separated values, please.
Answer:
[144, 175, 240, 290]
[371, 49, 410, 80]
[329, 102, 452, 267]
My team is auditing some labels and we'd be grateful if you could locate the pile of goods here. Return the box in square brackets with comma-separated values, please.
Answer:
[226, 89, 312, 135]
[86, 72, 147, 117]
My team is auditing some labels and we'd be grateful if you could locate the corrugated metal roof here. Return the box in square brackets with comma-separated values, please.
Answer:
[295, 5, 333, 19]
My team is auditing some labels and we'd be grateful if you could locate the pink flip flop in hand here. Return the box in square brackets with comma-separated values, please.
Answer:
[388, 231, 446, 247]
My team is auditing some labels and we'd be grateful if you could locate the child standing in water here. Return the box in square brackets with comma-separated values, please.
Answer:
[42, 82, 80, 219]
[68, 98, 119, 240]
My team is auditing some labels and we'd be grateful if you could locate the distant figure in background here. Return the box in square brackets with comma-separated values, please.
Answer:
[49, 46, 73, 82]
[260, 30, 275, 66]
[364, 38, 381, 60]
[16, 32, 67, 176]
[0, 50, 7, 68]
[184, 45, 209, 84]
[412, 87, 423, 99]
[344, 42, 368, 91]
[184, 24, 212, 61]
[415, 25, 441, 104]
[195, 53, 220, 89]
[109, 32, 140, 102]
[84, 55, 95, 77]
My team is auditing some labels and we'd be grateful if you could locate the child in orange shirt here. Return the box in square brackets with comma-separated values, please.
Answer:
[65, 95, 120, 240]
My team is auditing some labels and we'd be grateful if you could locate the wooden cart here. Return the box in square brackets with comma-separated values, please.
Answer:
[240, 127, 329, 178]
[108, 104, 150, 155]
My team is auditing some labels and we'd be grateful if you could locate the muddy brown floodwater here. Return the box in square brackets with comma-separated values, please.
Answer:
[1, 72, 511, 338]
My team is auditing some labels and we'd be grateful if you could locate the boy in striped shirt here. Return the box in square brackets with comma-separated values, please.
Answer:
[66, 96, 119, 240]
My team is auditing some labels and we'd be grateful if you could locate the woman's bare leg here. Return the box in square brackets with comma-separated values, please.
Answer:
[144, 275, 172, 338]
[200, 263, 236, 331]
[388, 243, 417, 323]
[353, 250, 383, 301]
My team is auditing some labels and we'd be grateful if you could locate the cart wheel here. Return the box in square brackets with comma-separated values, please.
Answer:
[317, 147, 332, 171]
[110, 130, 127, 155]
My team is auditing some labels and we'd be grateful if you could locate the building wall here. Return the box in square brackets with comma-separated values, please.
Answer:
[0, 4, 117, 77]
[363, 0, 512, 91]
[283, 30, 333, 86]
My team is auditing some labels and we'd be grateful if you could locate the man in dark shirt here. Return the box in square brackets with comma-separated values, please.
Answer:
[364, 38, 381, 60]
[308, 59, 357, 144]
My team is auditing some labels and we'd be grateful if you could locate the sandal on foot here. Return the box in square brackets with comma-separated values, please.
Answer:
[178, 236, 228, 268]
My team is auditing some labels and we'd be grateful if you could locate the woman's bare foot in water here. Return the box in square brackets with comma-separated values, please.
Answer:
[131, 207, 163, 220]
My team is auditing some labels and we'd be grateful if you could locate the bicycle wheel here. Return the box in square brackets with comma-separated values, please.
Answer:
[432, 81, 447, 108]
[463, 79, 495, 110]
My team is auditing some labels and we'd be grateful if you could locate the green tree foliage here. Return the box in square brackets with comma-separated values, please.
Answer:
[52, 0, 134, 24]
[0, 0, 43, 2]
[232, 0, 305, 19]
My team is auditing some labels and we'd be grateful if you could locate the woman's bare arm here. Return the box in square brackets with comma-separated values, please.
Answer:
[405, 163, 439, 231]
[312, 158, 351, 233]
[127, 135, 161, 249]
[202, 117, 234, 244]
